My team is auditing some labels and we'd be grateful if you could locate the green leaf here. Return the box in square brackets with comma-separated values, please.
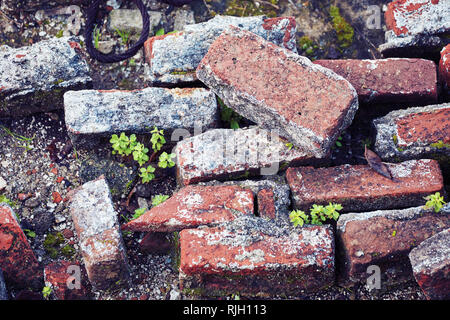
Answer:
[155, 28, 165, 36]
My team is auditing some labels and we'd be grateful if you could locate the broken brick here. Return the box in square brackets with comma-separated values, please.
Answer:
[196, 26, 358, 158]
[121, 185, 254, 233]
[286, 159, 444, 212]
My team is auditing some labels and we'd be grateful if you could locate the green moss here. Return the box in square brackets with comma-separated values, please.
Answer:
[43, 232, 66, 259]
[430, 140, 450, 149]
[61, 245, 76, 258]
[170, 70, 189, 75]
[225, 0, 277, 18]
[298, 36, 319, 59]
[329, 5, 354, 48]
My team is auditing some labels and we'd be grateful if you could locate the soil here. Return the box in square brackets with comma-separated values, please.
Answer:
[0, 0, 447, 301]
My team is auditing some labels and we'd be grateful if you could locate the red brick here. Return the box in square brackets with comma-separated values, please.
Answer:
[196, 26, 358, 158]
[439, 44, 450, 92]
[257, 188, 276, 220]
[52, 191, 63, 204]
[409, 228, 450, 300]
[395, 108, 450, 147]
[286, 159, 444, 212]
[314, 59, 437, 105]
[0, 204, 42, 289]
[385, 0, 447, 36]
[179, 217, 335, 296]
[121, 185, 254, 232]
[373, 103, 450, 163]
[337, 207, 449, 286]
[44, 260, 90, 300]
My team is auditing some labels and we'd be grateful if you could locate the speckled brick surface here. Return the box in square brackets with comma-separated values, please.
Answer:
[144, 15, 297, 84]
[337, 207, 450, 287]
[380, 0, 450, 56]
[64, 87, 219, 148]
[286, 159, 444, 212]
[373, 103, 450, 163]
[121, 185, 254, 233]
[314, 58, 437, 105]
[197, 26, 358, 158]
[409, 228, 450, 300]
[439, 44, 450, 93]
[0, 204, 42, 289]
[175, 127, 322, 185]
[69, 176, 130, 290]
[179, 216, 335, 296]
[0, 37, 91, 117]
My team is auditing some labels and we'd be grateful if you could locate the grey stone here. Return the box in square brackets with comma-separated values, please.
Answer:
[0, 268, 7, 300]
[373, 103, 450, 163]
[64, 87, 219, 148]
[108, 9, 163, 35]
[409, 228, 450, 300]
[144, 15, 298, 85]
[0, 37, 92, 118]
[173, 9, 195, 32]
[175, 126, 322, 185]
[0, 176, 6, 191]
[69, 176, 130, 290]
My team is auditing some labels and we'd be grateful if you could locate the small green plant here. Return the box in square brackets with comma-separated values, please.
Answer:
[329, 5, 354, 48]
[132, 142, 150, 166]
[132, 207, 147, 220]
[155, 28, 165, 36]
[55, 29, 64, 38]
[0, 195, 16, 208]
[290, 203, 343, 227]
[23, 229, 36, 238]
[298, 36, 319, 59]
[424, 192, 446, 213]
[93, 25, 101, 49]
[0, 125, 35, 152]
[43, 232, 65, 259]
[152, 194, 169, 207]
[158, 152, 176, 169]
[115, 28, 130, 46]
[335, 136, 343, 148]
[42, 286, 52, 299]
[110, 132, 137, 156]
[139, 165, 156, 183]
[150, 127, 166, 152]
[285, 142, 293, 150]
[61, 245, 76, 258]
[218, 97, 241, 129]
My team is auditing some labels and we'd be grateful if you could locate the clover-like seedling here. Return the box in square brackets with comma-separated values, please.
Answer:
[150, 126, 166, 152]
[42, 286, 52, 300]
[289, 210, 310, 227]
[158, 152, 176, 169]
[110, 132, 137, 156]
[152, 194, 169, 207]
[132, 142, 149, 166]
[139, 165, 155, 183]
[132, 207, 147, 220]
[424, 192, 446, 213]
[290, 203, 343, 227]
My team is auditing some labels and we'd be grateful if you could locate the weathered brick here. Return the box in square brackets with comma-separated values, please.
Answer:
[69, 176, 130, 290]
[64, 87, 219, 148]
[44, 260, 90, 300]
[337, 207, 450, 287]
[409, 228, 450, 300]
[314, 59, 437, 105]
[179, 216, 335, 296]
[144, 15, 297, 85]
[175, 127, 323, 186]
[373, 103, 450, 163]
[199, 178, 291, 223]
[197, 26, 358, 158]
[0, 204, 42, 289]
[380, 0, 450, 57]
[286, 159, 444, 212]
[439, 44, 450, 93]
[121, 185, 254, 233]
[0, 37, 92, 118]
